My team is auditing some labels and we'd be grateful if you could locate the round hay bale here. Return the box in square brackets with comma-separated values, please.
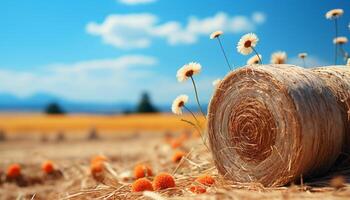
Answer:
[312, 66, 350, 161]
[207, 64, 344, 186]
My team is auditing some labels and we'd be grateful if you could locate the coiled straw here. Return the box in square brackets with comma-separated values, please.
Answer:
[313, 66, 350, 161]
[207, 64, 345, 186]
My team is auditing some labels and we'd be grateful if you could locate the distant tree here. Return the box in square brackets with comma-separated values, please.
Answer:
[45, 102, 65, 115]
[122, 109, 133, 115]
[136, 92, 158, 113]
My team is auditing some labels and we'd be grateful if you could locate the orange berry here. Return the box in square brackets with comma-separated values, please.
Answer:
[42, 160, 55, 174]
[131, 178, 154, 192]
[172, 151, 186, 163]
[90, 161, 104, 175]
[134, 164, 153, 179]
[153, 172, 176, 190]
[7, 164, 21, 178]
[189, 185, 206, 194]
[196, 175, 215, 186]
[90, 155, 107, 164]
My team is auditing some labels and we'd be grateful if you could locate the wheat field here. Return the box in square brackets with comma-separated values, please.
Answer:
[0, 113, 204, 134]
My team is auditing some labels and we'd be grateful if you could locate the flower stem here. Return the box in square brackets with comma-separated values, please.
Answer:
[251, 47, 262, 64]
[339, 45, 349, 62]
[217, 37, 232, 71]
[180, 118, 200, 132]
[190, 76, 206, 118]
[334, 18, 338, 65]
[180, 118, 209, 151]
[184, 105, 201, 128]
[302, 58, 306, 67]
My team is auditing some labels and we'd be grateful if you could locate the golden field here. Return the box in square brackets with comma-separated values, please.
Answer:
[0, 113, 205, 134]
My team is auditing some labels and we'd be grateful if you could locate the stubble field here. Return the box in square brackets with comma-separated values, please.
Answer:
[0, 113, 349, 199]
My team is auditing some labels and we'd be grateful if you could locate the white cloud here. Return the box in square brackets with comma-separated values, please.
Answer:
[86, 12, 266, 49]
[51, 55, 157, 73]
[252, 12, 266, 24]
[87, 14, 157, 49]
[0, 55, 159, 102]
[0, 55, 219, 104]
[288, 55, 330, 68]
[118, 0, 156, 5]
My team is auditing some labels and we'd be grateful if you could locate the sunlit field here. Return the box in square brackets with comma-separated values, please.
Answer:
[1, 113, 350, 199]
[0, 113, 202, 134]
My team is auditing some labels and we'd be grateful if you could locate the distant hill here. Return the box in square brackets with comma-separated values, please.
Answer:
[0, 92, 134, 114]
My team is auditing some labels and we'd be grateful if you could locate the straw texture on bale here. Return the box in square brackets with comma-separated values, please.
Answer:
[312, 66, 350, 160]
[207, 64, 345, 187]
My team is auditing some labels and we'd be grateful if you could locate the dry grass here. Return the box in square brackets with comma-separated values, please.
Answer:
[0, 114, 349, 199]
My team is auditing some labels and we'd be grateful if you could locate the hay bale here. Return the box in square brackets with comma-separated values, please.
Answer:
[207, 64, 344, 186]
[312, 66, 350, 162]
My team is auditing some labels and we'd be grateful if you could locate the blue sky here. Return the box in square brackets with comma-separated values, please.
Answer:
[0, 0, 349, 104]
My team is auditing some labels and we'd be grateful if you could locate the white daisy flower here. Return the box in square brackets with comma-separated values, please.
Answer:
[325, 9, 344, 19]
[176, 62, 201, 82]
[271, 51, 287, 64]
[210, 30, 223, 39]
[171, 95, 189, 115]
[247, 54, 262, 65]
[298, 53, 308, 59]
[347, 58, 350, 66]
[237, 33, 259, 55]
[212, 79, 222, 87]
[333, 36, 348, 45]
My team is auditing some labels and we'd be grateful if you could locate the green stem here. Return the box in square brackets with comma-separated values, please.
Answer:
[334, 18, 338, 65]
[180, 118, 209, 151]
[339, 45, 349, 62]
[217, 37, 232, 71]
[251, 47, 262, 64]
[184, 105, 201, 128]
[190, 76, 206, 118]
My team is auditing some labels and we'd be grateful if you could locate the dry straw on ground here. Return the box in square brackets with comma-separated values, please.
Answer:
[208, 64, 347, 187]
